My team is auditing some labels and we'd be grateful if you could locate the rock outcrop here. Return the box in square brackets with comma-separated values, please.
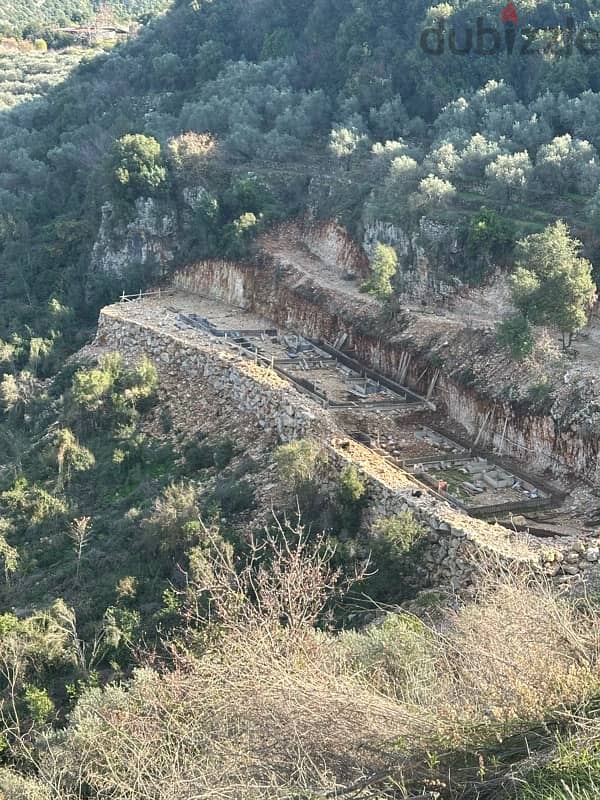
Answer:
[90, 199, 176, 278]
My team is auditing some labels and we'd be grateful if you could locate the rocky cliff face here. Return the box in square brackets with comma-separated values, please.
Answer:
[302, 219, 370, 278]
[363, 217, 463, 298]
[90, 198, 177, 278]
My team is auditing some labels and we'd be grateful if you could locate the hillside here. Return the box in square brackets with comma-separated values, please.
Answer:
[1, 0, 600, 798]
[0, 0, 170, 38]
[2, 0, 600, 357]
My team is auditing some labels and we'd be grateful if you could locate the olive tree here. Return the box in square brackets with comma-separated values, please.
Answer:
[485, 151, 532, 205]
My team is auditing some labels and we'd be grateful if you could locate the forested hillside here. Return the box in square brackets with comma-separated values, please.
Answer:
[3, 0, 600, 367]
[1, 1, 600, 797]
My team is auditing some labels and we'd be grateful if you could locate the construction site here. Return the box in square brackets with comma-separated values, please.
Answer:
[177, 313, 426, 411]
[113, 288, 574, 531]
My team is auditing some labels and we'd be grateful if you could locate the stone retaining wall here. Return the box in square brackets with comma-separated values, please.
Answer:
[96, 306, 334, 443]
[326, 439, 543, 595]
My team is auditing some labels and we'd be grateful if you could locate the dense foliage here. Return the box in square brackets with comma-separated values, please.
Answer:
[1, 0, 600, 369]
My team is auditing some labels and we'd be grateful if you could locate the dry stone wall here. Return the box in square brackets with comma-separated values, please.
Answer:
[96, 306, 333, 443]
[326, 439, 544, 595]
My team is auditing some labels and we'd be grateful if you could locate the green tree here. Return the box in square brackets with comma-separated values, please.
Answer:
[362, 243, 398, 299]
[485, 151, 532, 205]
[511, 221, 597, 348]
[329, 125, 368, 171]
[497, 313, 534, 360]
[260, 27, 295, 60]
[223, 212, 260, 258]
[466, 209, 515, 261]
[412, 173, 456, 211]
[111, 134, 167, 200]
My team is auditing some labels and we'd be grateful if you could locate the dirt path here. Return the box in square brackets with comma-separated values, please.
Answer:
[260, 229, 380, 310]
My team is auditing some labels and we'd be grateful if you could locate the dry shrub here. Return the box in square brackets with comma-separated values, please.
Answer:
[437, 573, 600, 727]
[25, 525, 436, 799]
[17, 537, 600, 799]
[0, 768, 51, 800]
[333, 570, 600, 744]
[39, 639, 425, 800]
[167, 131, 217, 182]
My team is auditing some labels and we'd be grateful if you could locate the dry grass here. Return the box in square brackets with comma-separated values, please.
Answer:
[436, 576, 600, 727]
[3, 536, 600, 800]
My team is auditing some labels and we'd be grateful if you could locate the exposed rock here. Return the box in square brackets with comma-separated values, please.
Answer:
[90, 198, 176, 278]
[586, 546, 600, 562]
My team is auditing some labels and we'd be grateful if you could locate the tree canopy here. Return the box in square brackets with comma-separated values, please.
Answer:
[510, 221, 596, 347]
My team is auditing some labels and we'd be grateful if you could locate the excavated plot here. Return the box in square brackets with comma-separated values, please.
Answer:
[169, 295, 424, 411]
[96, 293, 600, 581]
[112, 291, 554, 519]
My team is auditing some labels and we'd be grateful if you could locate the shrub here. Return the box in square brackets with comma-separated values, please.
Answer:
[159, 407, 173, 434]
[1, 479, 69, 532]
[213, 438, 235, 470]
[466, 208, 515, 261]
[23, 685, 54, 725]
[275, 439, 324, 489]
[115, 576, 138, 602]
[444, 578, 600, 722]
[336, 612, 435, 703]
[167, 132, 217, 184]
[361, 243, 398, 299]
[336, 466, 368, 534]
[497, 313, 534, 360]
[213, 478, 255, 516]
[528, 378, 554, 410]
[69, 355, 158, 433]
[366, 512, 426, 602]
[0, 769, 51, 800]
[142, 481, 199, 555]
[183, 441, 215, 471]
